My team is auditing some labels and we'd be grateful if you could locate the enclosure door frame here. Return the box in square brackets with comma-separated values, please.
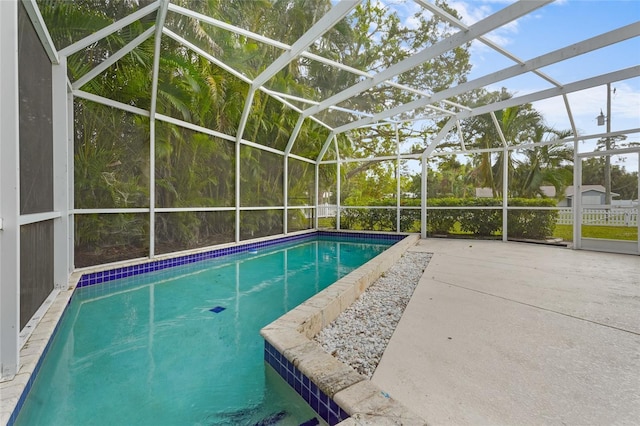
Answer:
[575, 147, 639, 255]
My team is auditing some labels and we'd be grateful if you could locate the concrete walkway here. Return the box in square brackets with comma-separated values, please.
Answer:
[372, 239, 640, 425]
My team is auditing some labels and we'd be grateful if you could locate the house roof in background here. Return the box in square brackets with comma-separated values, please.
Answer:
[565, 185, 620, 198]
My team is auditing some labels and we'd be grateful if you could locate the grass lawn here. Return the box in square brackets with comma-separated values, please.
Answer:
[553, 224, 638, 242]
[317, 218, 334, 228]
[316, 217, 637, 244]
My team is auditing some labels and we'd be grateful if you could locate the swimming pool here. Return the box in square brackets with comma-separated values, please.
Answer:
[13, 233, 400, 425]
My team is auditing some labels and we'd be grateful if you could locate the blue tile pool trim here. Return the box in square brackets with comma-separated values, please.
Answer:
[76, 231, 405, 289]
[317, 230, 405, 241]
[76, 232, 316, 288]
[264, 341, 350, 425]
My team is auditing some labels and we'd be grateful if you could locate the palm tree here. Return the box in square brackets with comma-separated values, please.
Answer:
[462, 99, 569, 198]
[512, 126, 573, 198]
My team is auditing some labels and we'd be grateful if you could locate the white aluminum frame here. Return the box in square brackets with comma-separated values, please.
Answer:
[148, 0, 170, 258]
[21, 0, 59, 64]
[52, 57, 71, 289]
[3, 0, 640, 384]
[0, 0, 21, 380]
[576, 148, 640, 255]
[305, 0, 551, 120]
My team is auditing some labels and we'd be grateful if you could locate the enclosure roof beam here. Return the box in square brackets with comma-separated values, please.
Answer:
[167, 2, 464, 129]
[415, 0, 563, 88]
[575, 127, 640, 143]
[168, 3, 290, 50]
[334, 21, 640, 135]
[322, 153, 425, 164]
[59, 0, 160, 56]
[74, 89, 150, 117]
[563, 94, 578, 140]
[236, 89, 256, 143]
[265, 84, 459, 120]
[22, 0, 59, 64]
[250, 1, 358, 90]
[72, 26, 156, 90]
[261, 91, 319, 108]
[316, 132, 336, 163]
[233, 2, 356, 142]
[169, 3, 361, 75]
[162, 29, 252, 85]
[150, 0, 169, 120]
[425, 21, 640, 108]
[164, 28, 326, 134]
[456, 120, 467, 151]
[578, 145, 640, 158]
[306, 114, 334, 131]
[491, 112, 508, 147]
[285, 115, 306, 156]
[256, 89, 346, 129]
[423, 117, 457, 157]
[332, 102, 456, 135]
[457, 65, 640, 120]
[302, 0, 552, 119]
[318, 133, 590, 159]
[167, 3, 466, 114]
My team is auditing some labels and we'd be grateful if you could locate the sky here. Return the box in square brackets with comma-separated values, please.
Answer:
[442, 0, 640, 171]
[377, 0, 639, 172]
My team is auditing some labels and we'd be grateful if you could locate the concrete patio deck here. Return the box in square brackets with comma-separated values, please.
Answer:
[372, 239, 640, 425]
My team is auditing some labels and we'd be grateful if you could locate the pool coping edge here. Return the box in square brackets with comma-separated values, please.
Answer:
[260, 233, 428, 425]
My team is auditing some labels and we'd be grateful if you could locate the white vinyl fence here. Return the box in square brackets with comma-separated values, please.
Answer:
[312, 204, 638, 226]
[557, 207, 638, 226]
[316, 203, 338, 218]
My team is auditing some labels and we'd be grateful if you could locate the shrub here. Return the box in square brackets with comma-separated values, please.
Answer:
[507, 198, 558, 239]
[337, 208, 364, 230]
[331, 197, 558, 239]
[458, 198, 502, 236]
[427, 198, 464, 234]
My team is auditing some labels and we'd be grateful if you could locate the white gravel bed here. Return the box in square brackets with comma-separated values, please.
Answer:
[314, 251, 432, 378]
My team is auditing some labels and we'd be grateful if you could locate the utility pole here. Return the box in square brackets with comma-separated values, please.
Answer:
[605, 82, 612, 205]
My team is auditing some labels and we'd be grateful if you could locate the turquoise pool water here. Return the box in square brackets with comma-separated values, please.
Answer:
[15, 236, 395, 425]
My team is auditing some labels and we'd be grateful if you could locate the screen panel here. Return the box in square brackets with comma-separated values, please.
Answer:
[155, 211, 235, 255]
[155, 122, 235, 208]
[240, 146, 284, 207]
[288, 208, 314, 232]
[74, 100, 150, 209]
[20, 221, 54, 329]
[19, 2, 53, 215]
[75, 213, 149, 268]
[240, 210, 283, 240]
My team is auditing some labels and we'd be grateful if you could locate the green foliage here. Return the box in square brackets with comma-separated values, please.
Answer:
[456, 95, 574, 199]
[39, 0, 473, 266]
[75, 213, 148, 267]
[334, 197, 559, 239]
[287, 209, 313, 232]
[398, 200, 421, 232]
[507, 198, 558, 239]
[426, 198, 464, 234]
[457, 199, 502, 236]
[581, 157, 639, 200]
[74, 100, 150, 209]
[240, 210, 283, 240]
